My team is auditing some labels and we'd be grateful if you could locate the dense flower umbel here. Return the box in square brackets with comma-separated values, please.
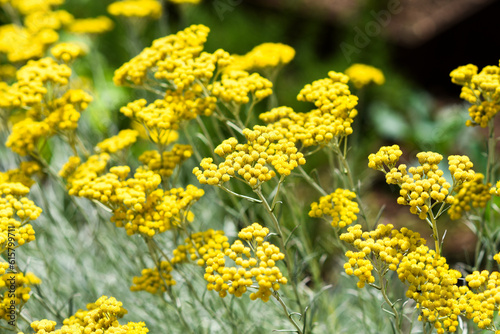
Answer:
[450, 62, 500, 127]
[309, 188, 359, 228]
[226, 43, 295, 72]
[345, 63, 385, 89]
[67, 16, 114, 34]
[260, 72, 358, 147]
[25, 296, 149, 334]
[0, 181, 41, 250]
[397, 245, 465, 333]
[203, 223, 287, 301]
[448, 173, 491, 220]
[120, 94, 216, 139]
[113, 24, 210, 87]
[50, 42, 86, 63]
[172, 229, 229, 266]
[96, 129, 139, 154]
[138, 145, 193, 178]
[0, 271, 41, 321]
[340, 224, 426, 288]
[131, 261, 175, 293]
[108, 0, 162, 19]
[369, 146, 475, 220]
[210, 70, 273, 105]
[0, 24, 58, 62]
[193, 125, 305, 188]
[61, 157, 204, 236]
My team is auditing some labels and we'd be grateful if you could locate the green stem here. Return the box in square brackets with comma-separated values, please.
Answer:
[272, 291, 304, 334]
[253, 188, 304, 312]
[486, 120, 496, 184]
[297, 165, 328, 196]
[375, 260, 403, 334]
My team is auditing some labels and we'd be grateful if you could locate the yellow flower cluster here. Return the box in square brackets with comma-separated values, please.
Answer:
[260, 72, 358, 147]
[0, 180, 41, 250]
[4, 59, 92, 156]
[50, 42, 86, 63]
[448, 173, 491, 220]
[370, 147, 475, 219]
[0, 161, 41, 188]
[367, 144, 402, 171]
[120, 94, 215, 137]
[62, 155, 204, 236]
[26, 296, 149, 334]
[96, 129, 139, 154]
[155, 48, 231, 91]
[340, 224, 425, 288]
[0, 24, 58, 63]
[309, 188, 359, 228]
[67, 16, 114, 34]
[43, 89, 93, 132]
[113, 24, 210, 86]
[0, 271, 41, 321]
[203, 223, 287, 301]
[193, 125, 306, 188]
[345, 63, 385, 89]
[397, 245, 464, 333]
[210, 70, 273, 105]
[171, 229, 229, 266]
[450, 62, 500, 127]
[131, 261, 175, 294]
[6, 0, 64, 15]
[227, 43, 295, 72]
[138, 144, 193, 178]
[108, 0, 162, 19]
[462, 270, 500, 331]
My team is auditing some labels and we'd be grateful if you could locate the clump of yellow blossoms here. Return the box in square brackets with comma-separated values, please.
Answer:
[96, 129, 139, 154]
[0, 161, 40, 188]
[120, 95, 215, 138]
[61, 158, 204, 236]
[345, 63, 385, 89]
[138, 144, 193, 178]
[340, 224, 426, 288]
[0, 271, 41, 321]
[0, 24, 58, 62]
[397, 245, 465, 333]
[193, 125, 305, 188]
[450, 62, 500, 127]
[448, 173, 491, 220]
[67, 16, 114, 34]
[108, 0, 162, 19]
[4, 58, 92, 157]
[369, 146, 475, 219]
[113, 24, 211, 86]
[0, 180, 41, 250]
[203, 223, 287, 302]
[50, 42, 86, 63]
[309, 188, 359, 228]
[131, 261, 175, 293]
[26, 296, 149, 333]
[210, 70, 273, 105]
[132, 229, 231, 294]
[227, 43, 295, 72]
[260, 71, 358, 147]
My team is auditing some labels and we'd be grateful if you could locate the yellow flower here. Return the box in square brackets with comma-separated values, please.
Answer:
[193, 125, 305, 187]
[203, 223, 287, 301]
[448, 173, 491, 220]
[67, 16, 114, 34]
[345, 63, 385, 89]
[309, 188, 359, 228]
[108, 0, 162, 19]
[96, 129, 139, 154]
[450, 62, 500, 127]
[51, 42, 86, 63]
